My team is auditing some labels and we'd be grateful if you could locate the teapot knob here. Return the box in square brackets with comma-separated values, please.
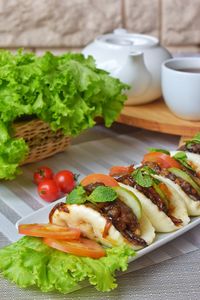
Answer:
[113, 28, 128, 35]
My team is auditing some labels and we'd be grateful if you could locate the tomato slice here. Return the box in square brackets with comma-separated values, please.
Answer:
[18, 223, 80, 240]
[81, 173, 119, 187]
[142, 152, 182, 169]
[109, 165, 134, 176]
[159, 182, 172, 199]
[43, 237, 106, 259]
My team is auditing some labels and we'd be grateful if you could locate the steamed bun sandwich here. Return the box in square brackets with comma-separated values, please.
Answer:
[142, 147, 200, 216]
[50, 174, 155, 250]
[0, 174, 155, 294]
[109, 164, 190, 233]
[0, 175, 145, 294]
[178, 133, 200, 155]
[171, 133, 200, 178]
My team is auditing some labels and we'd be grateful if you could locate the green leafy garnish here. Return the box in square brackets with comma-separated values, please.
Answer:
[186, 132, 200, 146]
[148, 148, 170, 155]
[132, 166, 156, 188]
[0, 236, 135, 293]
[88, 186, 117, 203]
[66, 185, 87, 204]
[0, 50, 127, 180]
[0, 121, 28, 179]
[67, 185, 118, 205]
[173, 151, 193, 171]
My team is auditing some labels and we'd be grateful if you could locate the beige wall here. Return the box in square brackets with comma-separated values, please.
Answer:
[1, 0, 200, 55]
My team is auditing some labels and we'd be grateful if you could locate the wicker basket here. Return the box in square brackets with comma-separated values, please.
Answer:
[14, 119, 70, 165]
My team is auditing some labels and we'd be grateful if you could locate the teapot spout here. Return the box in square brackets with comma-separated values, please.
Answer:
[117, 51, 151, 104]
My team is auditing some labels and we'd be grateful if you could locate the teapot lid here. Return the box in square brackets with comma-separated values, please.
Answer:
[96, 29, 159, 49]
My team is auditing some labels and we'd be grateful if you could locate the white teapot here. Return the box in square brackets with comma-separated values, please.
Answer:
[82, 29, 172, 105]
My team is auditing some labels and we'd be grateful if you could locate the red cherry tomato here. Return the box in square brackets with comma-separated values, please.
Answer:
[54, 170, 75, 194]
[38, 179, 60, 202]
[33, 166, 53, 185]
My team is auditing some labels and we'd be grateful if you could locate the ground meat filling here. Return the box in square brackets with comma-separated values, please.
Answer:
[114, 174, 167, 213]
[178, 143, 200, 155]
[113, 172, 182, 225]
[144, 161, 200, 202]
[84, 182, 147, 247]
[181, 165, 200, 179]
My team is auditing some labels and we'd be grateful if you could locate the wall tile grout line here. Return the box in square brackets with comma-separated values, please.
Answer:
[158, 0, 162, 42]
[121, 0, 126, 29]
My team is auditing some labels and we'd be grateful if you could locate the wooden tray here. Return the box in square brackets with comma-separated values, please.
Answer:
[117, 99, 200, 143]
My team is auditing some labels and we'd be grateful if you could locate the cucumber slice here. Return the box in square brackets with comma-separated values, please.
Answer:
[153, 183, 169, 209]
[168, 167, 200, 195]
[191, 175, 200, 187]
[114, 186, 142, 220]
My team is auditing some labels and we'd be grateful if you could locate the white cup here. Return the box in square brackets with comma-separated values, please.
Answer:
[162, 57, 200, 120]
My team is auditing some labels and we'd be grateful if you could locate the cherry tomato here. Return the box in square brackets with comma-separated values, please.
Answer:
[33, 166, 53, 185]
[81, 173, 119, 187]
[43, 237, 106, 258]
[109, 165, 135, 176]
[54, 170, 75, 194]
[142, 152, 182, 169]
[18, 223, 81, 240]
[38, 179, 60, 202]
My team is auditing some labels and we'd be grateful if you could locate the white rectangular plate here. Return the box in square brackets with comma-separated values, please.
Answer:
[16, 198, 200, 263]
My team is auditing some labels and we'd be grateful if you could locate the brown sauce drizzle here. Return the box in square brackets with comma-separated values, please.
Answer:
[49, 202, 69, 223]
[102, 221, 112, 238]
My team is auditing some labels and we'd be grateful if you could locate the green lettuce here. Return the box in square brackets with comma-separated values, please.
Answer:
[0, 50, 127, 179]
[0, 121, 28, 179]
[0, 236, 135, 293]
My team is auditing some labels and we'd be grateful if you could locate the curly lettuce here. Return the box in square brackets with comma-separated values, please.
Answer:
[0, 121, 28, 179]
[0, 236, 135, 293]
[0, 50, 127, 179]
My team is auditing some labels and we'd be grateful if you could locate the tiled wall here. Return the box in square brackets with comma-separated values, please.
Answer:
[1, 0, 200, 55]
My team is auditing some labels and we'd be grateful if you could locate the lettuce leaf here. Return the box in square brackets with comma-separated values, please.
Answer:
[0, 50, 127, 180]
[0, 121, 28, 179]
[0, 236, 135, 293]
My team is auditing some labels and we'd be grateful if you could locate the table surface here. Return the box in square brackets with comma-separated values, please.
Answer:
[1, 123, 200, 300]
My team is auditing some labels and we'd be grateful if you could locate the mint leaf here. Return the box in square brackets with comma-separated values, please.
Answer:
[88, 186, 117, 203]
[148, 148, 170, 155]
[132, 166, 156, 188]
[66, 185, 87, 204]
[192, 132, 200, 143]
[173, 152, 187, 159]
[173, 151, 193, 171]
[66, 185, 117, 205]
[186, 132, 200, 146]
